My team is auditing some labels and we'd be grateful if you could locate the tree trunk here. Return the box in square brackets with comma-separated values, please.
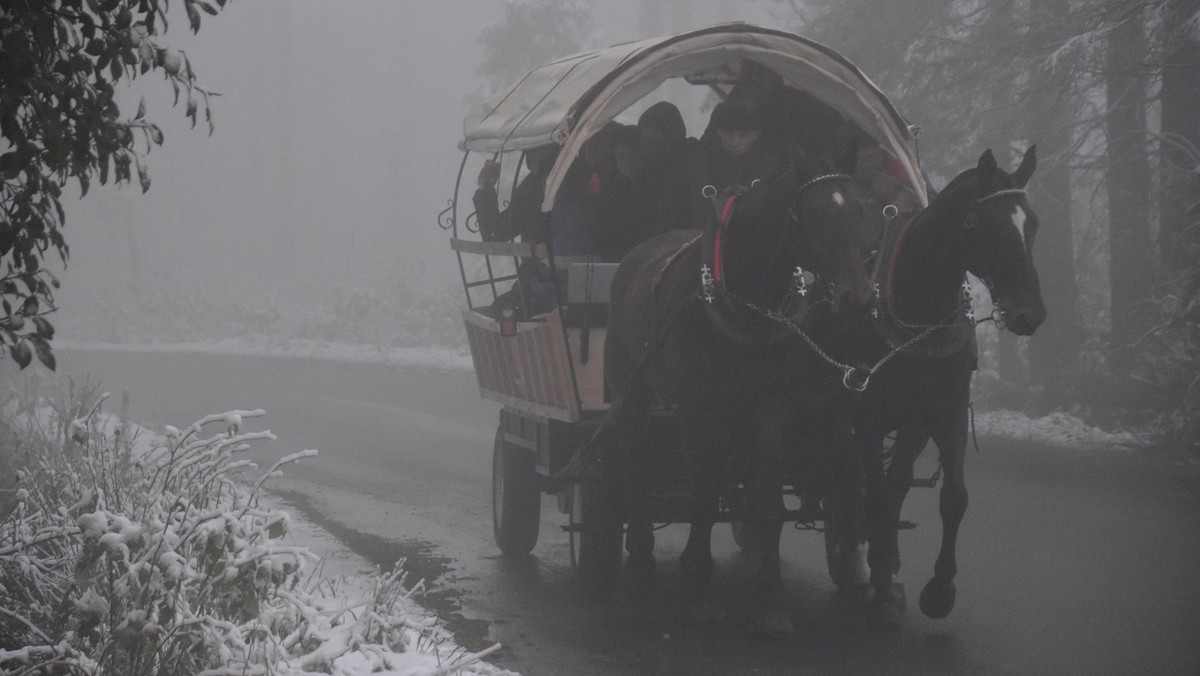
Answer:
[981, 0, 1026, 392]
[1025, 0, 1084, 411]
[1158, 0, 1200, 275]
[1105, 10, 1156, 366]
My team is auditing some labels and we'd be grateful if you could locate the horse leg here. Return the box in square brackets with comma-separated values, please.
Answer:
[920, 417, 969, 619]
[614, 372, 656, 581]
[678, 406, 726, 623]
[825, 399, 871, 601]
[866, 428, 928, 626]
[746, 400, 794, 638]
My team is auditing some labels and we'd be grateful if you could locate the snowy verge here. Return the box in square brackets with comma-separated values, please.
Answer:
[973, 409, 1145, 450]
[0, 393, 516, 676]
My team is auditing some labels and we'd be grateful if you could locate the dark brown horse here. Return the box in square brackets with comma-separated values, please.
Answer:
[851, 146, 1045, 624]
[604, 143, 873, 636]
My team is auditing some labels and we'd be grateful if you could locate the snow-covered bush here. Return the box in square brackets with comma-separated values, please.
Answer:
[0, 388, 509, 675]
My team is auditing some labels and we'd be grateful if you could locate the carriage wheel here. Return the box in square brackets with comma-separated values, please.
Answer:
[492, 425, 541, 556]
[823, 498, 853, 591]
[569, 478, 622, 588]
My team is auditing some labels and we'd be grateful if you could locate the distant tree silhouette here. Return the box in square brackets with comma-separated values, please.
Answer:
[475, 0, 595, 97]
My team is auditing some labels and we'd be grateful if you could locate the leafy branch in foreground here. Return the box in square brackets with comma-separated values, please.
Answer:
[0, 0, 229, 370]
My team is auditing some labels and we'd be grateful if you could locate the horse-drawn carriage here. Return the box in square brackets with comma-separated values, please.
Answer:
[441, 23, 1045, 633]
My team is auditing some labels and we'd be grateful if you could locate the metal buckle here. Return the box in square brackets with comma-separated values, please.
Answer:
[842, 367, 870, 392]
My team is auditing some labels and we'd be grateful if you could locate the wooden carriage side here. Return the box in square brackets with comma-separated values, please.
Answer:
[451, 237, 616, 423]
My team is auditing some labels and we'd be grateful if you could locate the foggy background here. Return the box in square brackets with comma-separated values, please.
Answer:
[52, 0, 775, 344]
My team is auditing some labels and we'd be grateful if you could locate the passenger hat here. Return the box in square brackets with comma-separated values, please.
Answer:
[637, 101, 686, 142]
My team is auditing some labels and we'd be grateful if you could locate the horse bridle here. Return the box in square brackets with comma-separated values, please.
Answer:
[963, 186, 1030, 329]
[963, 187, 1027, 228]
[697, 170, 855, 346]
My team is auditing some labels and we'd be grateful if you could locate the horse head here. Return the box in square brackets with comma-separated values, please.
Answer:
[780, 142, 873, 315]
[964, 146, 1047, 336]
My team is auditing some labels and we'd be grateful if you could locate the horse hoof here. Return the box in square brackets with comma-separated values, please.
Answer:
[683, 599, 726, 625]
[919, 578, 956, 619]
[750, 610, 795, 639]
[868, 583, 906, 628]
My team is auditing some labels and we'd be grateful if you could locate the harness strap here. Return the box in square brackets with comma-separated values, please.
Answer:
[653, 233, 702, 294]
[713, 194, 738, 282]
[883, 214, 918, 307]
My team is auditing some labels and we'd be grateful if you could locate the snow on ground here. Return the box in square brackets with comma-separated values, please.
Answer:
[974, 409, 1145, 450]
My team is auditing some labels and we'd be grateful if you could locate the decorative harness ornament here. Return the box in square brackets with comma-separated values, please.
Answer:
[695, 173, 851, 347]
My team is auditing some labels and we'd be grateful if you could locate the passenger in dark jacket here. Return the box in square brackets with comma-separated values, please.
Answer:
[472, 145, 558, 243]
[631, 101, 696, 235]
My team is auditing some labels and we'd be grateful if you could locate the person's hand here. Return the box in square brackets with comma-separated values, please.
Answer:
[477, 159, 500, 189]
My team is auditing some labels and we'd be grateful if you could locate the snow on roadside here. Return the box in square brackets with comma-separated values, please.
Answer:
[0, 389, 516, 676]
[973, 409, 1144, 450]
[274, 508, 517, 676]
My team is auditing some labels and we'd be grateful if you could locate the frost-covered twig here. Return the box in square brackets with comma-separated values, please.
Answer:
[0, 606, 53, 643]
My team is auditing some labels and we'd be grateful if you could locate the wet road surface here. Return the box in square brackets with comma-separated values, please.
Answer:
[58, 348, 1200, 675]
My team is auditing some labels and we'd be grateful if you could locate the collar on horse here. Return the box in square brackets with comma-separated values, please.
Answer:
[696, 177, 821, 346]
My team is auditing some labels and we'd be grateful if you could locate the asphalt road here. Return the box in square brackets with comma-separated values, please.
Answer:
[57, 348, 1200, 675]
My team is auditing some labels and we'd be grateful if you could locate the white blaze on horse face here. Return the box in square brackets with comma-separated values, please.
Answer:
[1012, 205, 1027, 245]
[832, 191, 845, 207]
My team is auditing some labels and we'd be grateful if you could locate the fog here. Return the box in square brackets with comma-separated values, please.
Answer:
[54, 0, 780, 336]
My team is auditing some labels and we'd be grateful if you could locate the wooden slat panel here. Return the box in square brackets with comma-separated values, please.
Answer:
[544, 312, 580, 420]
[462, 309, 580, 421]
[520, 328, 545, 405]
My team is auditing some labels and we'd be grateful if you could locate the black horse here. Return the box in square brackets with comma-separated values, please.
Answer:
[605, 143, 873, 637]
[851, 146, 1046, 623]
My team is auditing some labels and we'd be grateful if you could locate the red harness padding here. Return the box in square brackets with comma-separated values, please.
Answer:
[883, 214, 918, 306]
[712, 194, 738, 282]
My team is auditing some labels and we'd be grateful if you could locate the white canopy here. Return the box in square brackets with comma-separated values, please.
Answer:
[462, 23, 926, 209]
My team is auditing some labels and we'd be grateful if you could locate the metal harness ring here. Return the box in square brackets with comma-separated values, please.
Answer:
[843, 367, 870, 392]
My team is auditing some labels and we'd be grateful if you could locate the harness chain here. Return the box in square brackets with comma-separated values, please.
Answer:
[733, 289, 957, 392]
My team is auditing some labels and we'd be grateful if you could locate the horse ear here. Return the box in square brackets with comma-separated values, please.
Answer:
[977, 149, 998, 189]
[1014, 144, 1037, 187]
